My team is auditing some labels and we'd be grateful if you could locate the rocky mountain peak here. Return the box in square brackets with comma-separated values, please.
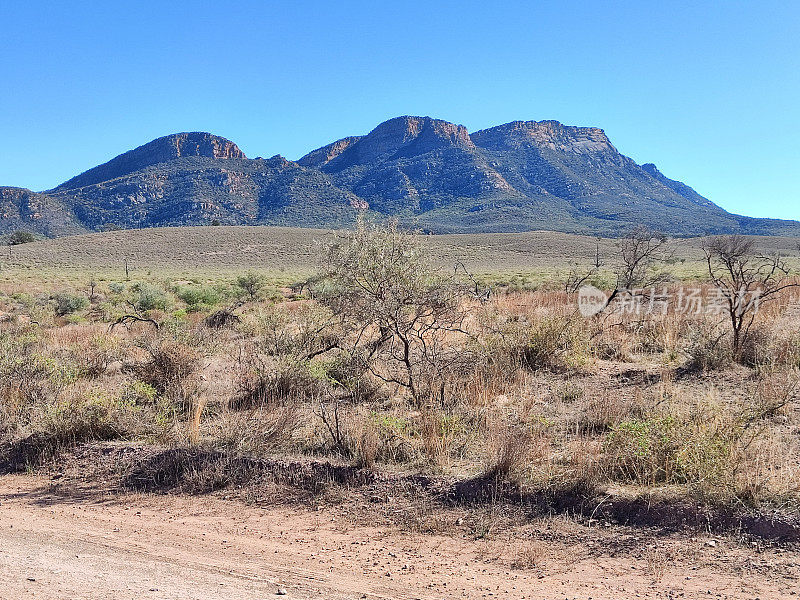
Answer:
[55, 132, 245, 191]
[160, 132, 245, 160]
[301, 116, 476, 173]
[362, 115, 474, 155]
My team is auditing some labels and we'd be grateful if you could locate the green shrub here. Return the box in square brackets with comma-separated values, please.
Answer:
[176, 285, 219, 308]
[605, 407, 741, 488]
[12, 390, 144, 467]
[491, 315, 589, 372]
[8, 231, 35, 245]
[53, 292, 89, 316]
[129, 282, 169, 312]
[121, 380, 158, 405]
[235, 271, 267, 301]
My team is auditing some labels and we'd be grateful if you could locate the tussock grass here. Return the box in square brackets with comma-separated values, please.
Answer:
[1, 228, 800, 521]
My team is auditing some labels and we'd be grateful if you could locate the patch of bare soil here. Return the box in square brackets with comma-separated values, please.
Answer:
[2, 445, 800, 599]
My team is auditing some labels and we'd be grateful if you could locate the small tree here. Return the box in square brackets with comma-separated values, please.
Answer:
[235, 271, 267, 301]
[703, 235, 798, 362]
[319, 219, 472, 405]
[8, 231, 35, 245]
[598, 226, 672, 311]
[615, 226, 672, 291]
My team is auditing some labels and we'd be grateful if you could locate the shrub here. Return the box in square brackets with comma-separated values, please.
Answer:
[204, 308, 241, 329]
[69, 334, 121, 378]
[489, 314, 589, 372]
[230, 358, 328, 410]
[235, 271, 267, 301]
[420, 410, 470, 467]
[685, 321, 732, 372]
[129, 282, 169, 312]
[8, 390, 143, 467]
[39, 391, 139, 447]
[121, 380, 158, 405]
[248, 303, 341, 361]
[176, 285, 219, 309]
[319, 218, 472, 405]
[484, 421, 537, 483]
[604, 404, 742, 489]
[0, 332, 57, 428]
[53, 292, 89, 316]
[8, 231, 35, 245]
[130, 338, 201, 411]
[213, 404, 300, 455]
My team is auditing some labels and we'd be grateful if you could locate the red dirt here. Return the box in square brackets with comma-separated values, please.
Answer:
[1, 474, 797, 599]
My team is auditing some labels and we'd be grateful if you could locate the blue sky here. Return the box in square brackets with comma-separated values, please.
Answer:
[2, 1, 798, 220]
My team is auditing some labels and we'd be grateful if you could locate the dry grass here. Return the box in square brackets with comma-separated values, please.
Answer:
[3, 226, 799, 283]
[1, 236, 800, 521]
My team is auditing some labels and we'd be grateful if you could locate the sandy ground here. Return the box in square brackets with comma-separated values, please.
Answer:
[0, 474, 797, 600]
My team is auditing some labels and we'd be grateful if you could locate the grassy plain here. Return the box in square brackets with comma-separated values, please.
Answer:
[3, 225, 800, 288]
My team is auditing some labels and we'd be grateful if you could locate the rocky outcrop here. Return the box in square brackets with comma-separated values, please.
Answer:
[1, 118, 798, 237]
[55, 133, 246, 191]
[0, 187, 86, 236]
[471, 120, 615, 154]
[297, 136, 364, 169]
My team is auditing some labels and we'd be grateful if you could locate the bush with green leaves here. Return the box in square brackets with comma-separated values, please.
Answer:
[176, 285, 220, 309]
[53, 291, 89, 316]
[129, 282, 169, 312]
[604, 404, 743, 490]
[319, 218, 473, 405]
[0, 330, 81, 438]
[8, 231, 36, 245]
[235, 271, 267, 301]
[483, 312, 590, 373]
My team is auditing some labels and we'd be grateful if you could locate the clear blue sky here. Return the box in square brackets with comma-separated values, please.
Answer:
[2, 1, 798, 219]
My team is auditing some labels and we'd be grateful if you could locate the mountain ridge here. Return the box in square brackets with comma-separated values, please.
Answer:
[3, 116, 798, 238]
[54, 132, 246, 192]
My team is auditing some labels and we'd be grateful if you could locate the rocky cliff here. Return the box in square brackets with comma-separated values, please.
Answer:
[2, 117, 797, 237]
[55, 133, 246, 192]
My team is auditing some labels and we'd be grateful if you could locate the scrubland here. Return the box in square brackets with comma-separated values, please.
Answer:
[1, 224, 800, 551]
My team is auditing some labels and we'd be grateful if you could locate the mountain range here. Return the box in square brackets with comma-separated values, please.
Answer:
[2, 117, 798, 238]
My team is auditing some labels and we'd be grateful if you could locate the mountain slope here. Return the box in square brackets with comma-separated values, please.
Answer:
[0, 187, 87, 237]
[300, 116, 517, 214]
[47, 155, 364, 230]
[1, 117, 797, 237]
[55, 133, 246, 191]
[461, 120, 747, 234]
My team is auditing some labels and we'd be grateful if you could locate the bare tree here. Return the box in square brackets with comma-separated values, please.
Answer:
[703, 235, 798, 361]
[455, 260, 491, 302]
[598, 226, 672, 312]
[564, 262, 597, 293]
[564, 237, 604, 293]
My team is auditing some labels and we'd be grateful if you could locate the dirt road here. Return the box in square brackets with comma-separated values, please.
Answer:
[0, 474, 796, 599]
